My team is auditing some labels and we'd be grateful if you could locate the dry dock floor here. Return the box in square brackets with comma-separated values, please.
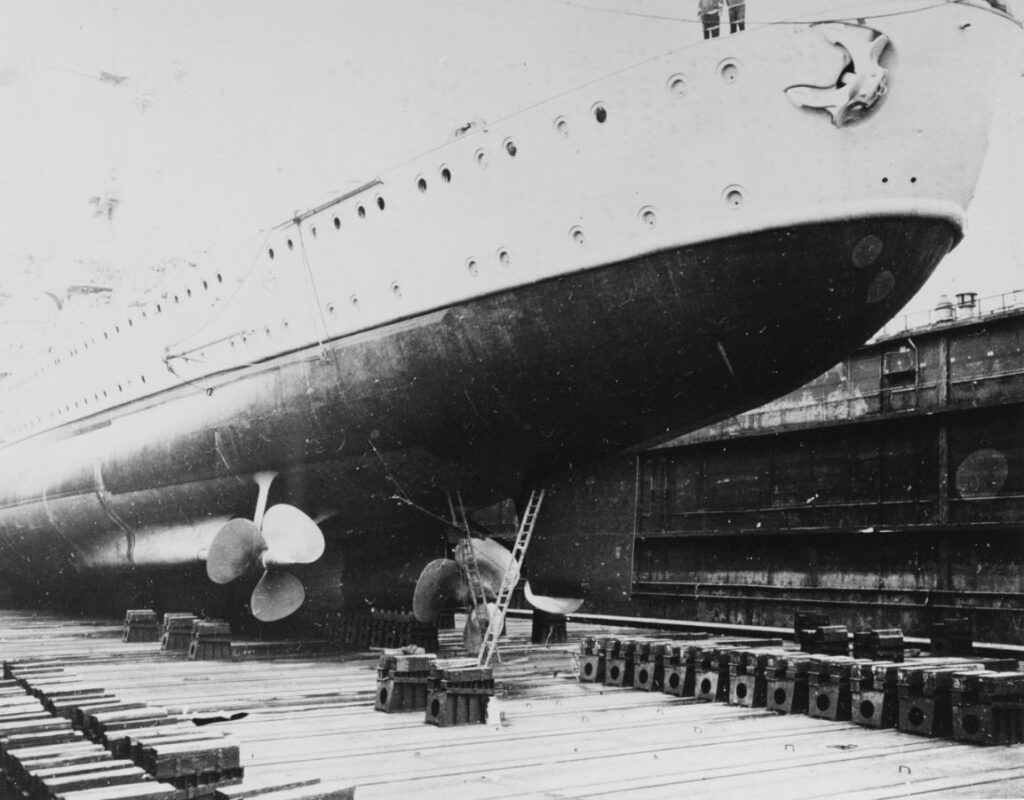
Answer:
[0, 609, 1021, 799]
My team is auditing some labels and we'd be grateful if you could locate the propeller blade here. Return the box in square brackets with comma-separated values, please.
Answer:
[524, 580, 584, 615]
[206, 518, 264, 584]
[462, 603, 496, 654]
[250, 569, 306, 622]
[455, 538, 517, 598]
[413, 558, 465, 623]
[260, 504, 325, 566]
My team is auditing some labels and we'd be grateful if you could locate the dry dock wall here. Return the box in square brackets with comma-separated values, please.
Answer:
[528, 296, 1024, 644]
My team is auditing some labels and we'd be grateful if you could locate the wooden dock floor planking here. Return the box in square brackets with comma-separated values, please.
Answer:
[0, 609, 1020, 800]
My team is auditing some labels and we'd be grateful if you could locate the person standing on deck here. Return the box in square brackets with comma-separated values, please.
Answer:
[726, 0, 746, 33]
[698, 0, 722, 39]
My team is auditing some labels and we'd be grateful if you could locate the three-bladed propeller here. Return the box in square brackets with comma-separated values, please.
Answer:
[205, 472, 325, 622]
[413, 537, 517, 650]
[413, 535, 583, 654]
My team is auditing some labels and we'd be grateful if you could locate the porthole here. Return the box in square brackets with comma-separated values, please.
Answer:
[114, 325, 120, 333]
[350, 294, 360, 308]
[140, 375, 146, 384]
[667, 74, 688, 97]
[333, 216, 341, 229]
[466, 258, 479, 277]
[639, 206, 658, 228]
[186, 288, 192, 298]
[173, 295, 180, 304]
[592, 103, 608, 123]
[326, 302, 336, 315]
[156, 304, 162, 313]
[475, 149, 489, 169]
[311, 226, 317, 238]
[264, 326, 272, 337]
[718, 59, 740, 83]
[202, 279, 209, 290]
[504, 139, 518, 157]
[570, 227, 585, 246]
[287, 239, 294, 251]
[554, 116, 569, 138]
[357, 205, 366, 218]
[376, 196, 385, 211]
[417, 177, 427, 193]
[440, 166, 452, 183]
[117, 384, 123, 393]
[216, 272, 223, 283]
[128, 318, 134, 327]
[723, 185, 745, 209]
[268, 248, 275, 260]
[498, 249, 511, 268]
[391, 281, 402, 297]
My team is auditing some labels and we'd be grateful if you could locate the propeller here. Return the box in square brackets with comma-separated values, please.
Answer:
[412, 534, 585, 654]
[412, 537, 518, 653]
[206, 471, 325, 622]
[524, 580, 584, 616]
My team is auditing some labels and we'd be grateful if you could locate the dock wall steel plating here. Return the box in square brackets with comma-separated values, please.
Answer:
[528, 302, 1024, 644]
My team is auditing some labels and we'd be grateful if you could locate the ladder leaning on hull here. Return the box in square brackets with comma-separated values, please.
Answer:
[478, 489, 545, 668]
[449, 491, 489, 618]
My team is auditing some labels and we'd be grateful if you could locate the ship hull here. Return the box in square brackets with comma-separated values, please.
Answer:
[0, 215, 956, 609]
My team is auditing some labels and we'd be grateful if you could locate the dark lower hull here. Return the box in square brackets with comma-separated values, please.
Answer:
[0, 216, 956, 613]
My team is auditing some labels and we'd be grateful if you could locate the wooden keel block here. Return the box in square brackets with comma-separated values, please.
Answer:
[952, 670, 1024, 745]
[424, 690, 489, 727]
[188, 621, 232, 662]
[160, 614, 197, 653]
[123, 611, 161, 644]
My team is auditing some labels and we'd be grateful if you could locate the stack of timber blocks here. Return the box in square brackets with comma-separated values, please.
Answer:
[161, 615, 197, 653]
[952, 670, 1024, 745]
[375, 650, 436, 713]
[0, 658, 243, 799]
[123, 610, 161, 644]
[188, 621, 232, 662]
[425, 660, 495, 727]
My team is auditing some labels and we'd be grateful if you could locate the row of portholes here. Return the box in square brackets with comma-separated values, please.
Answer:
[27, 370, 151, 427]
[261, 58, 745, 293]
[265, 93, 611, 261]
[269, 193, 395, 260]
[563, 189, 745, 248]
[30, 272, 226, 374]
[465, 249, 513, 278]
[666, 59, 741, 99]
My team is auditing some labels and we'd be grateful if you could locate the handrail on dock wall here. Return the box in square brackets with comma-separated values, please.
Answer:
[875, 288, 1024, 339]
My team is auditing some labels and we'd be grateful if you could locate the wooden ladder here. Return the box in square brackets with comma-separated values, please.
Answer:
[449, 492, 488, 617]
[478, 489, 545, 667]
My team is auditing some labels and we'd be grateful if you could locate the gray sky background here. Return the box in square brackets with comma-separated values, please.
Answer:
[0, 0, 1022, 339]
